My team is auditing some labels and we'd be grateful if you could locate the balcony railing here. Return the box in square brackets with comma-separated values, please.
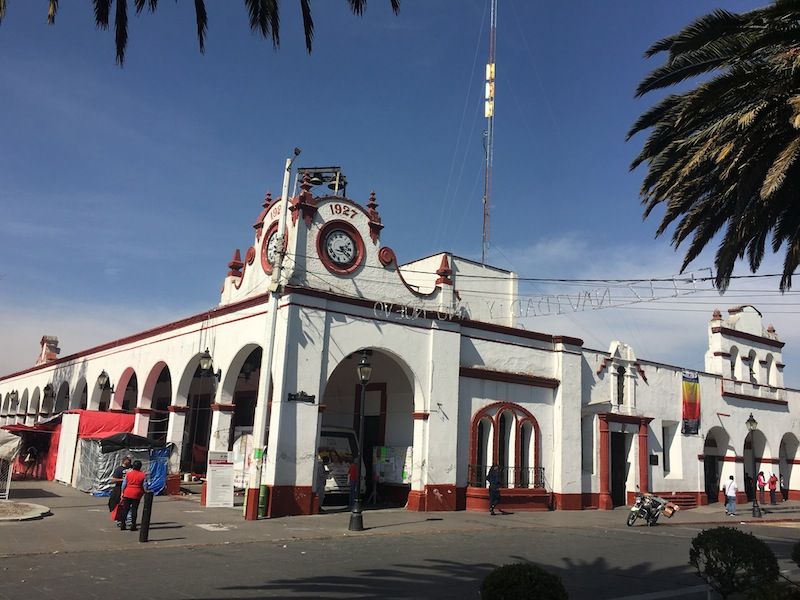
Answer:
[468, 464, 546, 489]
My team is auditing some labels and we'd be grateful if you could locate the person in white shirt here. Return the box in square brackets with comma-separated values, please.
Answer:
[724, 475, 738, 516]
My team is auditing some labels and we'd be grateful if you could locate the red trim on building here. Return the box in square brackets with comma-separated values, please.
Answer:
[168, 405, 189, 413]
[711, 326, 784, 349]
[459, 367, 559, 389]
[266, 485, 315, 518]
[211, 403, 236, 412]
[316, 220, 366, 276]
[597, 413, 654, 510]
[407, 484, 458, 511]
[412, 412, 430, 420]
[465, 486, 551, 512]
[721, 390, 788, 406]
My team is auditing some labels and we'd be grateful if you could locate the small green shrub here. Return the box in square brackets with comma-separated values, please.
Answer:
[689, 527, 779, 599]
[792, 540, 800, 568]
[481, 563, 568, 600]
[747, 580, 800, 600]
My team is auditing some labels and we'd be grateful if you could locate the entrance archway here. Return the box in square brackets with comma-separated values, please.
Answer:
[320, 349, 414, 508]
[180, 364, 215, 474]
[145, 365, 172, 442]
[703, 427, 731, 504]
[54, 382, 70, 415]
[780, 433, 799, 499]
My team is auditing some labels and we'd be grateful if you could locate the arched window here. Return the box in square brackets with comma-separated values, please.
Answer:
[748, 350, 757, 384]
[729, 347, 739, 380]
[616, 366, 626, 405]
[766, 354, 777, 387]
[470, 402, 541, 489]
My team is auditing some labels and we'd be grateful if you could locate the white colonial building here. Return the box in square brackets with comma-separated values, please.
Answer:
[1, 174, 798, 517]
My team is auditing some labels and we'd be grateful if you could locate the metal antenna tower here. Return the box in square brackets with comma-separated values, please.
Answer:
[482, 0, 497, 265]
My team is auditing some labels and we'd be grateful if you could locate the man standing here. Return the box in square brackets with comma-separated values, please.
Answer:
[724, 475, 737, 517]
[348, 457, 359, 510]
[108, 456, 132, 517]
[487, 465, 501, 516]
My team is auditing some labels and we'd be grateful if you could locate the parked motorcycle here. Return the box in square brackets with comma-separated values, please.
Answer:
[626, 491, 679, 526]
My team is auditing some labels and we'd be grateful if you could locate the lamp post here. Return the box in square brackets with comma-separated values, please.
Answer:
[746, 413, 762, 518]
[348, 350, 372, 532]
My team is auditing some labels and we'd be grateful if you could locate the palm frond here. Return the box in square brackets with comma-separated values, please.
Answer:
[194, 0, 207, 53]
[94, 0, 111, 29]
[0, 0, 6, 26]
[300, 0, 313, 54]
[48, 0, 58, 25]
[348, 0, 366, 16]
[115, 0, 128, 65]
[762, 135, 800, 198]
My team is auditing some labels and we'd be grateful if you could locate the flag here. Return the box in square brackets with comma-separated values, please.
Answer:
[681, 371, 700, 434]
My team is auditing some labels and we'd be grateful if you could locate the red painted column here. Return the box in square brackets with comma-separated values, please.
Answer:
[598, 415, 612, 510]
[638, 420, 649, 494]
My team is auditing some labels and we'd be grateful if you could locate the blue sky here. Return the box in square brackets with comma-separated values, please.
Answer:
[2, 1, 797, 386]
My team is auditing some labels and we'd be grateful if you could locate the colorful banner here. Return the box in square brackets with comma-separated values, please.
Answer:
[681, 371, 700, 434]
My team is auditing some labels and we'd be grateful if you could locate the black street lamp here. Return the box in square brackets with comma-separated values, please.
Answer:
[746, 413, 763, 518]
[348, 350, 372, 532]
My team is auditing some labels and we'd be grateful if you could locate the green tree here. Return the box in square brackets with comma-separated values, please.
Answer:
[0, 0, 400, 65]
[629, 1, 800, 291]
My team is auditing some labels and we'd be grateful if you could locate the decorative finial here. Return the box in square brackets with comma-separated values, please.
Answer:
[367, 191, 378, 212]
[712, 309, 722, 320]
[263, 192, 272, 208]
[227, 249, 244, 277]
[300, 173, 312, 193]
[767, 324, 776, 333]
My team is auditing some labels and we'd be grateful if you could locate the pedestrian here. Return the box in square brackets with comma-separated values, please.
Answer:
[22, 446, 39, 480]
[757, 471, 766, 505]
[487, 464, 500, 516]
[768, 472, 778, 505]
[723, 475, 737, 516]
[367, 461, 380, 506]
[744, 472, 754, 502]
[108, 456, 132, 517]
[781, 473, 788, 502]
[119, 460, 147, 531]
[348, 456, 359, 509]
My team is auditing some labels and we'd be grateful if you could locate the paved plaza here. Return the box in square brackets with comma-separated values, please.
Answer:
[1, 481, 799, 599]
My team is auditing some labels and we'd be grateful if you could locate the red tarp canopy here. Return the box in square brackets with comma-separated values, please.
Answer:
[70, 410, 134, 439]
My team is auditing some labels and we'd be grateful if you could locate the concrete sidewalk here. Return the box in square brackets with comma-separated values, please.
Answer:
[2, 481, 798, 557]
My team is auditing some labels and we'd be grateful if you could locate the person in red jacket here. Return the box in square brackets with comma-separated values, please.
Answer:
[768, 473, 779, 505]
[119, 460, 147, 531]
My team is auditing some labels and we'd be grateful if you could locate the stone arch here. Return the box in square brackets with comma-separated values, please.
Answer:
[766, 354, 778, 387]
[53, 381, 70, 414]
[703, 426, 732, 504]
[780, 433, 799, 498]
[216, 345, 263, 452]
[114, 368, 138, 412]
[70, 378, 88, 410]
[141, 362, 172, 441]
[744, 428, 772, 484]
[729, 346, 739, 380]
[176, 352, 217, 474]
[320, 347, 416, 507]
[27, 388, 40, 426]
[17, 390, 29, 424]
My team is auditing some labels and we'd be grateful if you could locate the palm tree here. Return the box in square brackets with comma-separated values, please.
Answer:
[629, 1, 800, 291]
[0, 0, 400, 65]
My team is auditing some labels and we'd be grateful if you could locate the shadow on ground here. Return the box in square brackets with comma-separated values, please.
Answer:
[188, 556, 707, 600]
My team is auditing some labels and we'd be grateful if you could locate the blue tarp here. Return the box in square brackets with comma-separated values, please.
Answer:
[147, 447, 170, 495]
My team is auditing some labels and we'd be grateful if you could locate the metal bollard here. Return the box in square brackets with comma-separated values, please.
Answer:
[138, 491, 154, 543]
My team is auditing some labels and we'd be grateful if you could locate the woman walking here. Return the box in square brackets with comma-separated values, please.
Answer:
[487, 465, 500, 516]
[119, 460, 147, 532]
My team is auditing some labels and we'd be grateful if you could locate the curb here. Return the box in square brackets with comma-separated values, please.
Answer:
[0, 501, 51, 522]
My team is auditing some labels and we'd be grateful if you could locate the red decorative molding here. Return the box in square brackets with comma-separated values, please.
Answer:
[260, 221, 280, 277]
[551, 493, 583, 510]
[211, 403, 236, 412]
[460, 367, 559, 389]
[713, 351, 732, 358]
[435, 254, 453, 286]
[698, 454, 744, 463]
[288, 175, 318, 228]
[134, 408, 153, 415]
[378, 247, 396, 267]
[412, 412, 430, 420]
[634, 362, 648, 384]
[253, 192, 272, 241]
[465, 486, 552, 512]
[721, 390, 788, 406]
[366, 191, 383, 244]
[711, 326, 784, 349]
[596, 356, 611, 375]
[316, 220, 365, 276]
[407, 484, 457, 511]
[245, 246, 256, 266]
[227, 249, 244, 278]
[317, 404, 327, 413]
[168, 405, 189, 413]
[266, 485, 315, 518]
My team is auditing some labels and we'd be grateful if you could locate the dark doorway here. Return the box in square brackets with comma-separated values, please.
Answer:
[704, 457, 720, 504]
[610, 432, 627, 507]
[180, 366, 214, 475]
[363, 415, 381, 501]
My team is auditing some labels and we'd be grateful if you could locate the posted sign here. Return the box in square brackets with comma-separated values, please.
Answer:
[206, 451, 234, 508]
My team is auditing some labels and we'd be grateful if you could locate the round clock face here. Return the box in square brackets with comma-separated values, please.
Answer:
[325, 229, 357, 266]
[266, 231, 279, 265]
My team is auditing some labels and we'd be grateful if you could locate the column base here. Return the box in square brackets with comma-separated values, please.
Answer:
[407, 484, 457, 511]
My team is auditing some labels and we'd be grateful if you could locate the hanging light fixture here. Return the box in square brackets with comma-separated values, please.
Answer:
[199, 348, 213, 372]
[357, 353, 372, 385]
[98, 370, 109, 389]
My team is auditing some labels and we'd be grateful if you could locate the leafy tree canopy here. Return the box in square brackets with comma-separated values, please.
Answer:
[630, 0, 800, 291]
[0, 0, 400, 65]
